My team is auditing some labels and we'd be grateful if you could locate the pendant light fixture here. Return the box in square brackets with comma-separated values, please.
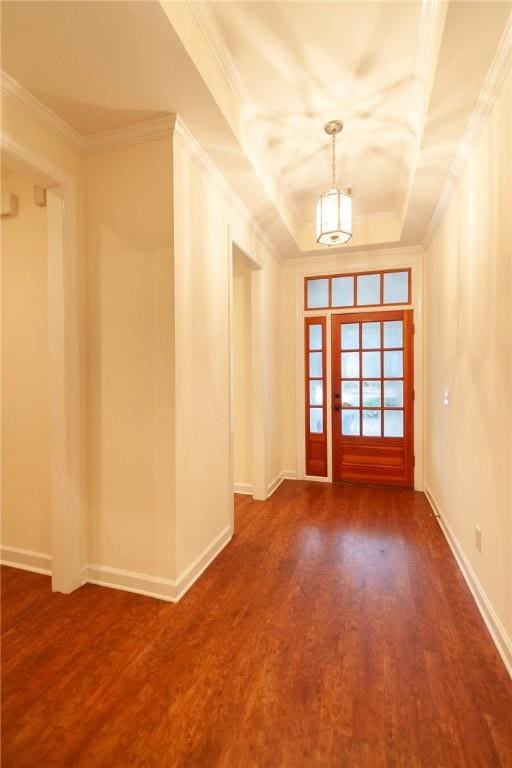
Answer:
[316, 120, 352, 246]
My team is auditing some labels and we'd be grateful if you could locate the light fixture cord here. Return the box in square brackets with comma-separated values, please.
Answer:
[331, 132, 336, 188]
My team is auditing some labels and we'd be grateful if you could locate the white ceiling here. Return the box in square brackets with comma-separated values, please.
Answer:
[1, 0, 511, 257]
[210, 1, 423, 220]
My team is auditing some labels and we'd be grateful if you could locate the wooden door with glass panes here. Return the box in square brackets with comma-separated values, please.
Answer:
[331, 310, 414, 486]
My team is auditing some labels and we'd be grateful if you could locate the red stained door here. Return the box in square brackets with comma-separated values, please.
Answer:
[331, 310, 414, 486]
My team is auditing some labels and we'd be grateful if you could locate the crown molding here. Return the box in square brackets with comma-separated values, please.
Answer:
[1, 71, 177, 156]
[0, 70, 283, 259]
[287, 243, 424, 267]
[1, 71, 84, 152]
[173, 115, 283, 263]
[187, 2, 251, 110]
[84, 114, 176, 154]
[423, 13, 512, 247]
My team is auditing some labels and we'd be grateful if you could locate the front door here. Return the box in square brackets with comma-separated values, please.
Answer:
[331, 310, 414, 486]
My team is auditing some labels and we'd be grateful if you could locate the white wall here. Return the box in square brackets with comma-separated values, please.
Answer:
[85, 138, 175, 580]
[1, 165, 51, 554]
[233, 248, 253, 489]
[425, 68, 511, 651]
[1, 96, 286, 598]
[172, 126, 283, 572]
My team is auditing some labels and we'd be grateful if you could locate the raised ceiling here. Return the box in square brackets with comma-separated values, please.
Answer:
[1, 1, 511, 257]
[210, 1, 423, 221]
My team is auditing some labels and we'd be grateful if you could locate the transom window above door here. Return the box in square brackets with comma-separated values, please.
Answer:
[305, 269, 411, 310]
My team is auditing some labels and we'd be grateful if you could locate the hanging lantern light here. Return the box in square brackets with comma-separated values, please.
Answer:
[316, 120, 352, 246]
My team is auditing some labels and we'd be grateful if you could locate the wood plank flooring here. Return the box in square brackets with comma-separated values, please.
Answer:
[2, 481, 512, 767]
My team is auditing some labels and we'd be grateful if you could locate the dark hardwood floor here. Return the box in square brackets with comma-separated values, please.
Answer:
[2, 481, 512, 767]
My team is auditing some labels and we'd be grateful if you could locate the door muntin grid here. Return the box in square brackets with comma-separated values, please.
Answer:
[339, 319, 405, 438]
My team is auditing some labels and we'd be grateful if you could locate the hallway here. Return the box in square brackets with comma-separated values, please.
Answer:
[2, 482, 511, 767]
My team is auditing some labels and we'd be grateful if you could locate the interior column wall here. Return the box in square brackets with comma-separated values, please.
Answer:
[172, 127, 283, 576]
[85, 137, 175, 581]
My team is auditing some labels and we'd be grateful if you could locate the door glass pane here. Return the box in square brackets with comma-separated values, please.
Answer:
[362, 409, 381, 436]
[309, 352, 322, 377]
[362, 322, 380, 349]
[309, 324, 322, 350]
[384, 350, 403, 377]
[362, 351, 381, 378]
[383, 320, 403, 348]
[384, 380, 403, 407]
[342, 381, 359, 407]
[383, 271, 408, 304]
[332, 276, 354, 307]
[342, 409, 360, 436]
[341, 352, 359, 378]
[341, 323, 359, 350]
[357, 274, 380, 305]
[307, 278, 329, 308]
[362, 380, 381, 407]
[384, 409, 404, 437]
[310, 380, 323, 405]
[310, 407, 323, 433]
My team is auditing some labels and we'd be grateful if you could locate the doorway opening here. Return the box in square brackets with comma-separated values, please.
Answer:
[232, 247, 253, 496]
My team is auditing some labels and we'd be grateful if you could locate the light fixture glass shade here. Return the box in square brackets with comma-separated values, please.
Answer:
[316, 188, 352, 246]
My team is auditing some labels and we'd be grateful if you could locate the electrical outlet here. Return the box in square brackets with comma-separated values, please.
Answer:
[443, 388, 451, 407]
[475, 526, 482, 553]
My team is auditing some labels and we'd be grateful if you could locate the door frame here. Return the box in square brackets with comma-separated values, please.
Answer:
[294, 248, 424, 490]
[228, 236, 267, 505]
[1, 132, 83, 593]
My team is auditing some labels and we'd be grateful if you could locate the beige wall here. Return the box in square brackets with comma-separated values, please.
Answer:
[1, 165, 51, 554]
[233, 249, 252, 488]
[1, 98, 286, 594]
[425, 68, 512, 644]
[85, 138, 175, 579]
[172, 131, 283, 570]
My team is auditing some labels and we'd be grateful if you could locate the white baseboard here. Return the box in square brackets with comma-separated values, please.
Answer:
[266, 472, 284, 498]
[424, 485, 512, 678]
[88, 525, 232, 603]
[2, 526, 233, 605]
[1, 545, 52, 575]
[86, 563, 177, 602]
[174, 525, 232, 600]
[233, 482, 253, 495]
[236, 470, 297, 499]
[266, 469, 298, 497]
